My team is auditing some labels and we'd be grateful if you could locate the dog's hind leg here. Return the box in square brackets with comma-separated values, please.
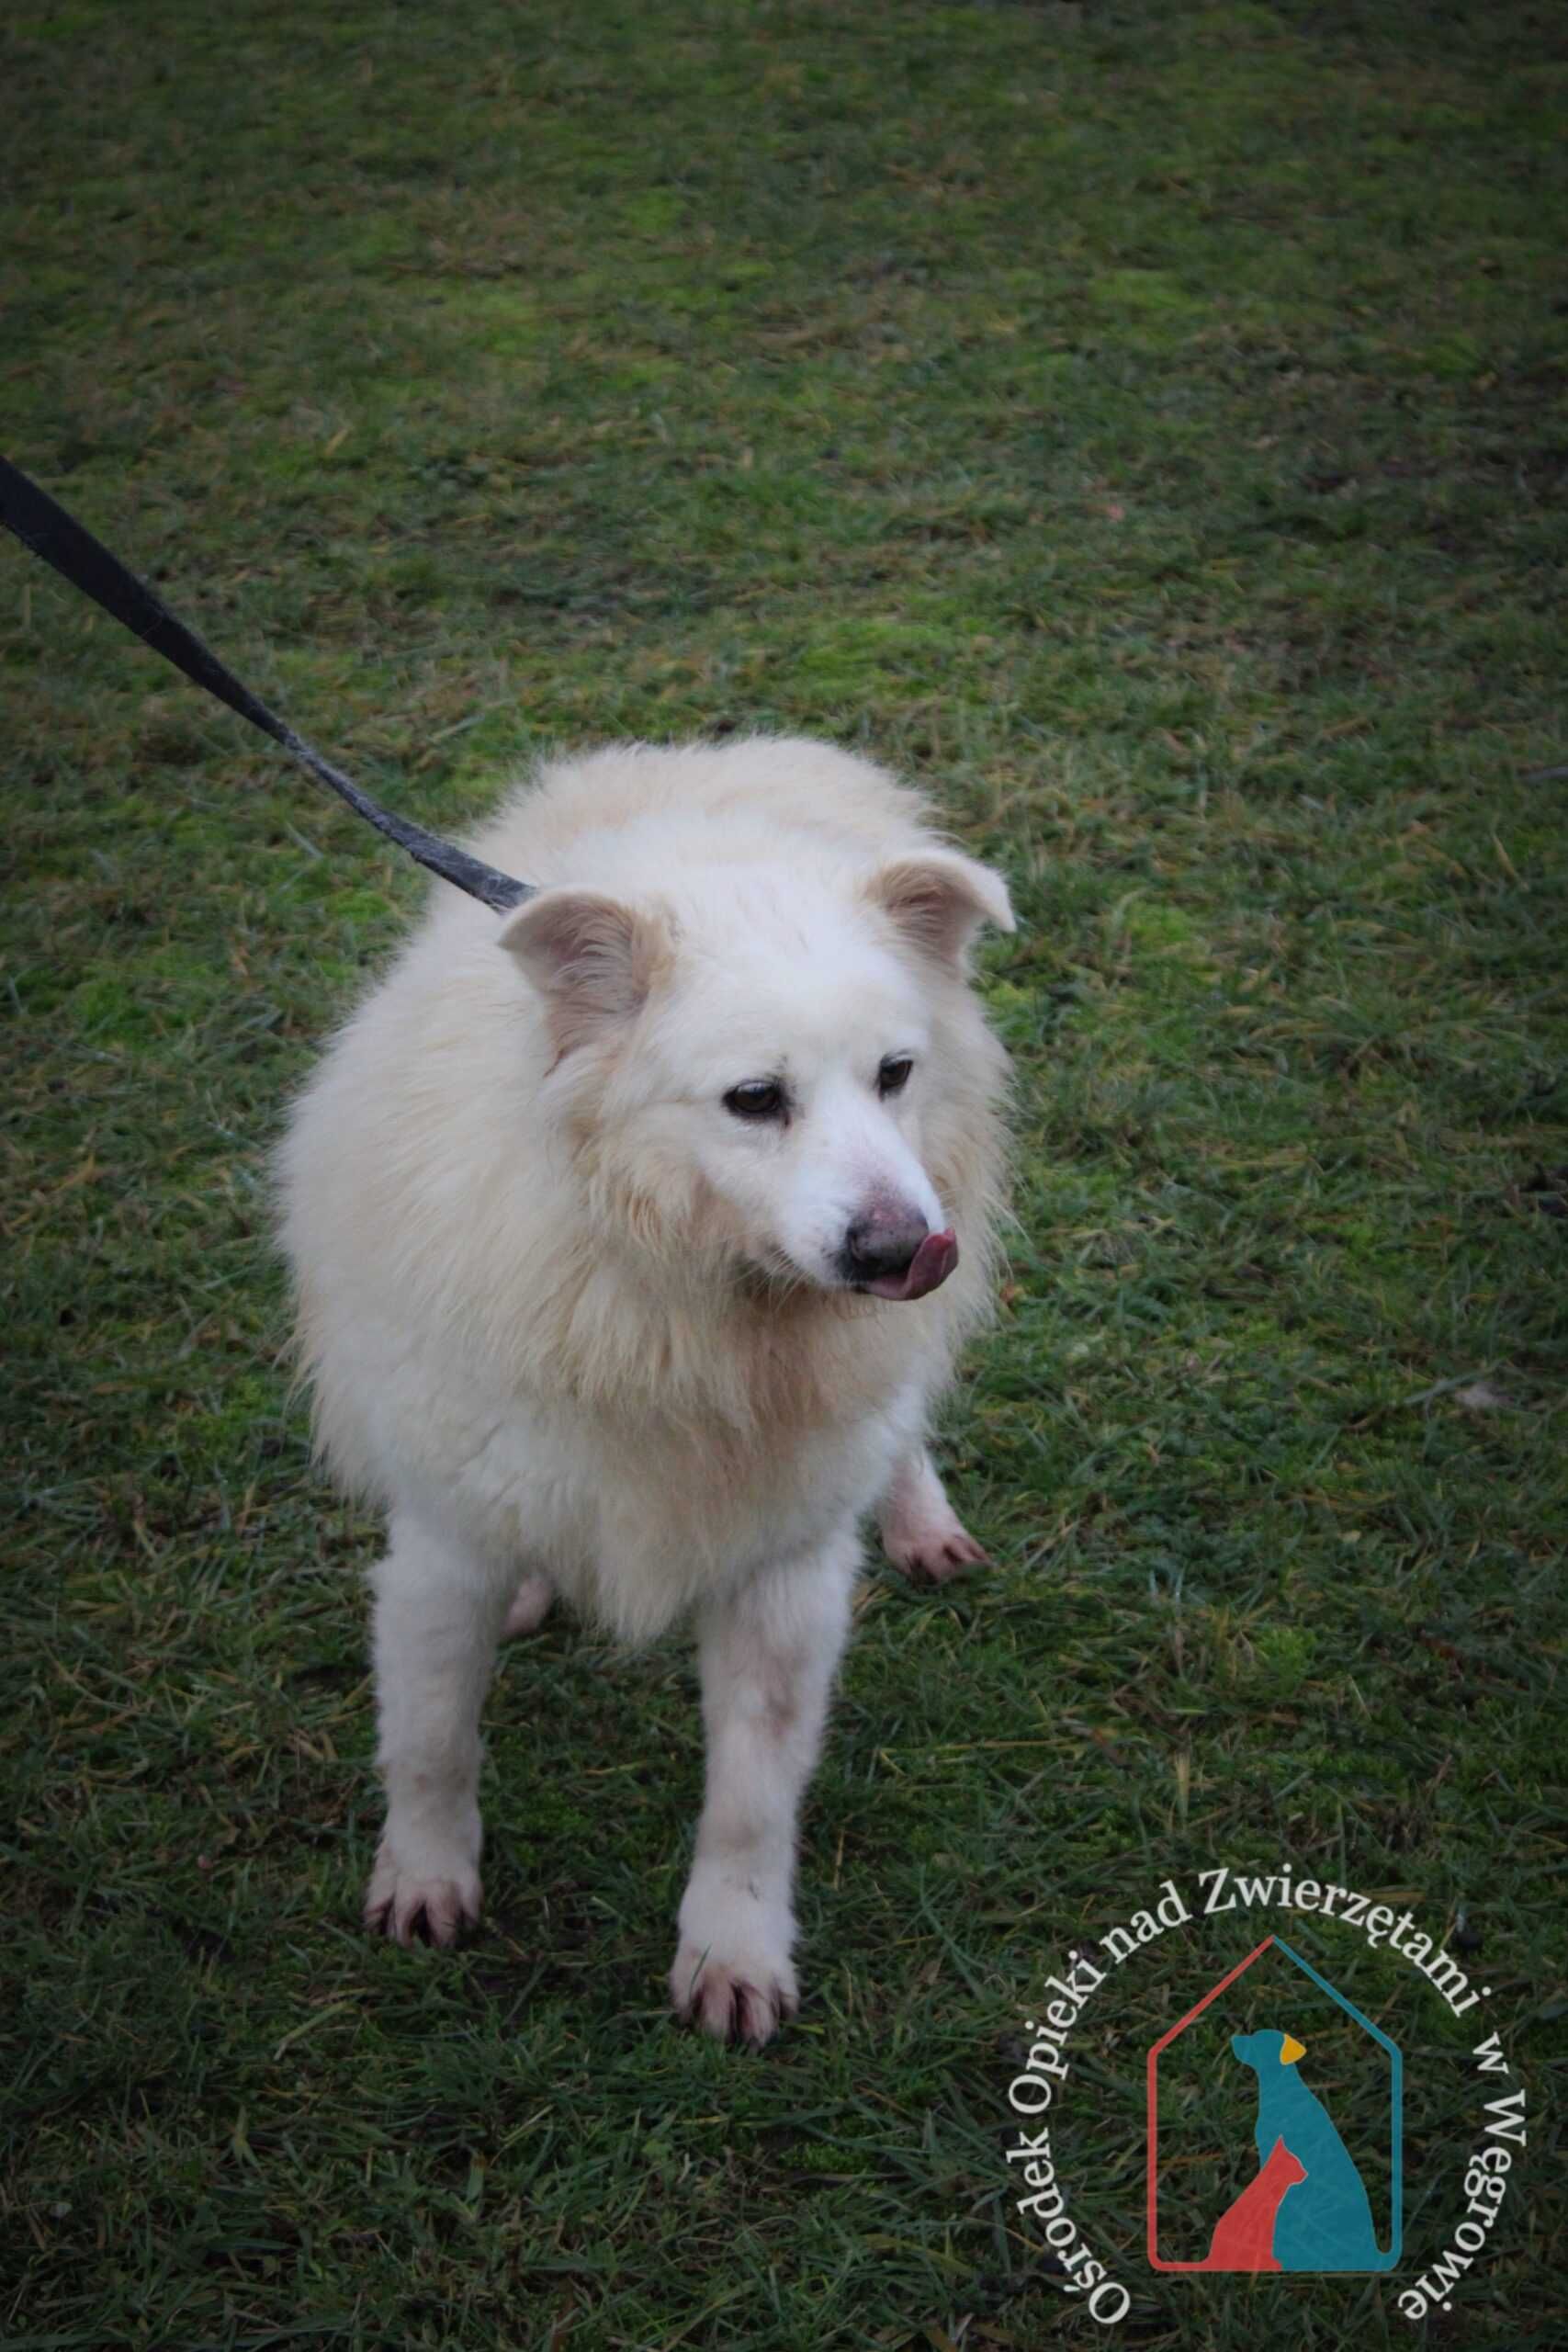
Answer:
[363, 1507, 511, 1948]
[502, 1569, 555, 1639]
[878, 1447, 989, 1582]
[670, 1528, 858, 2049]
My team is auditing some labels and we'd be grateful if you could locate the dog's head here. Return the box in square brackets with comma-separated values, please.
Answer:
[498, 847, 1012, 1301]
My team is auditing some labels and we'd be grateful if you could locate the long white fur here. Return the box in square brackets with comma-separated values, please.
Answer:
[276, 736, 1011, 2043]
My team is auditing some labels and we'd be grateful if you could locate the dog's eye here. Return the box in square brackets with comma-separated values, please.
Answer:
[877, 1055, 914, 1098]
[724, 1079, 786, 1121]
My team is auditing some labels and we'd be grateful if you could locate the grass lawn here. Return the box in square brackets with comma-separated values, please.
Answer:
[3, 2, 1565, 2345]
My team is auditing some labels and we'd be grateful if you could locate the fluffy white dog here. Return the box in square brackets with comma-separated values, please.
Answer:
[277, 737, 1012, 2045]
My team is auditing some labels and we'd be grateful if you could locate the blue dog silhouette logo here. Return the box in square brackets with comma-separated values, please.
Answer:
[1147, 1936, 1402, 2274]
[1224, 2027, 1388, 2270]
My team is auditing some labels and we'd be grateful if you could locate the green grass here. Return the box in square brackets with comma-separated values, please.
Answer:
[3, 1, 1565, 2345]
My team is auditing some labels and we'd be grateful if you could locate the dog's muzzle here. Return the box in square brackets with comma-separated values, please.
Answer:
[840, 1216, 959, 1302]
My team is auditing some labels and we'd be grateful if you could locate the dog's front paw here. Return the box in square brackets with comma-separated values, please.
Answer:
[364, 1839, 481, 1949]
[670, 1935, 799, 2048]
[670, 1873, 799, 2048]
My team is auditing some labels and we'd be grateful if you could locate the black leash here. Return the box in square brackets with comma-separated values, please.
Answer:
[0, 456, 534, 914]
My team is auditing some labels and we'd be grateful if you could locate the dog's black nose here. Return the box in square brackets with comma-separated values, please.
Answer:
[840, 1210, 930, 1284]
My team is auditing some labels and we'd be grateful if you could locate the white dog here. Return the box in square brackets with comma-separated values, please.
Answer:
[277, 737, 1012, 2045]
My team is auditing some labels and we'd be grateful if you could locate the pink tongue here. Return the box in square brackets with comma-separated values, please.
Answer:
[865, 1228, 959, 1302]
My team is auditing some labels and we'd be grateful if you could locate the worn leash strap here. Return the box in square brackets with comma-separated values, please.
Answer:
[0, 455, 534, 914]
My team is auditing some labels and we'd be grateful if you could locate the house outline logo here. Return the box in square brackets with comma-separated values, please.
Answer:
[1146, 1931, 1403, 2275]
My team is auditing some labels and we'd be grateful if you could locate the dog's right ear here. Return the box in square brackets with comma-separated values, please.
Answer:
[497, 888, 671, 1058]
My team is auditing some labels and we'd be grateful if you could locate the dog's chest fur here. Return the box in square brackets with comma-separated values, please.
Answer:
[373, 1308, 928, 1642]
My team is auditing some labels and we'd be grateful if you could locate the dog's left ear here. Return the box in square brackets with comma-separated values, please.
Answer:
[863, 851, 1015, 967]
[497, 888, 671, 1058]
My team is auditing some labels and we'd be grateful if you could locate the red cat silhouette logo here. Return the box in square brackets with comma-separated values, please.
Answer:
[1147, 1934, 1402, 2274]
